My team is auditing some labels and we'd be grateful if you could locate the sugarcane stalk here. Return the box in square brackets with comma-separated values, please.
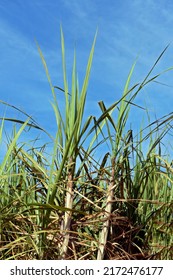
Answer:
[60, 157, 74, 259]
[97, 157, 116, 260]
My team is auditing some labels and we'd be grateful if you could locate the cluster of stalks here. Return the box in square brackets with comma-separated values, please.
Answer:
[0, 29, 172, 260]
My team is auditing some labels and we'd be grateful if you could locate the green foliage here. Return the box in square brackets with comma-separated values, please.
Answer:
[0, 30, 172, 260]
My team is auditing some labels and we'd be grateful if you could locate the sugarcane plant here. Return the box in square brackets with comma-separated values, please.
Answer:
[0, 29, 172, 260]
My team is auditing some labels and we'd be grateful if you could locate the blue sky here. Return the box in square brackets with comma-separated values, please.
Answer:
[1, 0, 173, 157]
